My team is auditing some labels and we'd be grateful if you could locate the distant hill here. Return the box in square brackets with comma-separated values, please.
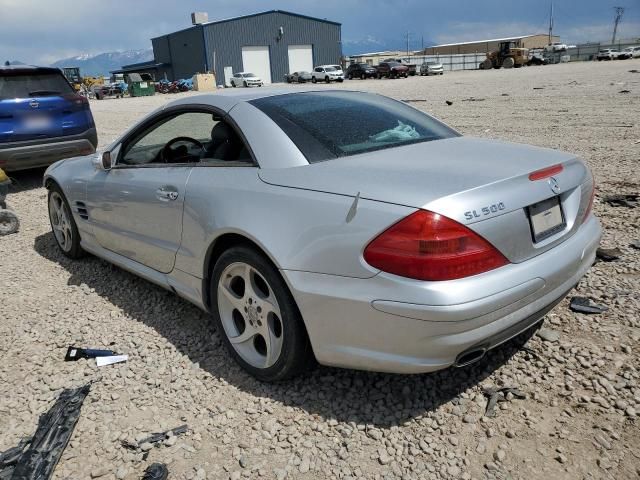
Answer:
[50, 49, 153, 76]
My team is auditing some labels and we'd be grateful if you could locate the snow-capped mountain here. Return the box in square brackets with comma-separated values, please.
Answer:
[50, 49, 153, 76]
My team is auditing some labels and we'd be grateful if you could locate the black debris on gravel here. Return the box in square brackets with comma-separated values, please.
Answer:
[630, 240, 640, 250]
[482, 386, 526, 418]
[596, 247, 622, 262]
[122, 425, 188, 450]
[0, 384, 91, 480]
[569, 297, 609, 315]
[142, 463, 169, 480]
[602, 194, 639, 208]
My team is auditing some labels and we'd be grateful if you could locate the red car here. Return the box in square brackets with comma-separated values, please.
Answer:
[376, 61, 409, 79]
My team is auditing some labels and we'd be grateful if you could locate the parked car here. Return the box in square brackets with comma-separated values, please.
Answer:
[420, 61, 444, 76]
[376, 61, 409, 79]
[231, 72, 263, 87]
[625, 46, 640, 58]
[596, 49, 620, 60]
[311, 66, 344, 83]
[384, 58, 417, 76]
[544, 43, 568, 52]
[284, 71, 312, 83]
[0, 65, 97, 171]
[345, 63, 378, 79]
[43, 89, 601, 381]
[93, 83, 125, 99]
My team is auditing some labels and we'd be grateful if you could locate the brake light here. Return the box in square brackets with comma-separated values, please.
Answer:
[364, 210, 509, 281]
[582, 182, 595, 223]
[529, 164, 563, 181]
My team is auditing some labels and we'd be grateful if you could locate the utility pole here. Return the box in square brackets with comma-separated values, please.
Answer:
[612, 7, 624, 44]
[548, 1, 554, 45]
[405, 31, 410, 56]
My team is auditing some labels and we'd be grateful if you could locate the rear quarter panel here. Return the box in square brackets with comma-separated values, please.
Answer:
[175, 166, 415, 280]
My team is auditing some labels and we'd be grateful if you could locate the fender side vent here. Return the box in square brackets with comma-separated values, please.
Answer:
[75, 201, 89, 220]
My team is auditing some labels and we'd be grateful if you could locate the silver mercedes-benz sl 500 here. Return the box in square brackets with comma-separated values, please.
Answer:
[44, 89, 601, 381]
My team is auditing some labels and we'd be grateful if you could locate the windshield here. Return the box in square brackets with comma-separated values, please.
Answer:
[243, 73, 257, 78]
[250, 92, 459, 163]
[0, 72, 74, 99]
[324, 67, 336, 72]
[427, 62, 438, 65]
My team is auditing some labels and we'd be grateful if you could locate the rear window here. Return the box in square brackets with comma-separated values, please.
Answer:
[0, 72, 74, 99]
[250, 92, 459, 163]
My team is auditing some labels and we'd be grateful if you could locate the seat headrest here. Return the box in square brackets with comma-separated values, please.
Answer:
[210, 122, 234, 144]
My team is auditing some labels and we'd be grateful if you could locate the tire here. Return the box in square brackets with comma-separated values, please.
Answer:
[0, 209, 19, 236]
[503, 57, 515, 68]
[210, 246, 314, 381]
[243, 81, 248, 88]
[348, 74, 353, 80]
[312, 77, 317, 83]
[232, 81, 236, 88]
[48, 185, 84, 259]
[361, 73, 366, 80]
[325, 76, 330, 83]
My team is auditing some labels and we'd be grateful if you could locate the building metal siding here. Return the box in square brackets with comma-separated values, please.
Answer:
[150, 11, 341, 82]
[423, 34, 560, 55]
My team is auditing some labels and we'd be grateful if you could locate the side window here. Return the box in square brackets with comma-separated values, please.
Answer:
[315, 67, 322, 73]
[119, 111, 253, 166]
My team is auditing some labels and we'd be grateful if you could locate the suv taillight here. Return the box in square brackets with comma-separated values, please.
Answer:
[363, 210, 509, 281]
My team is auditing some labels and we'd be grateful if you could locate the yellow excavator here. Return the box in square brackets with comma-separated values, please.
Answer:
[480, 41, 529, 69]
[62, 67, 83, 92]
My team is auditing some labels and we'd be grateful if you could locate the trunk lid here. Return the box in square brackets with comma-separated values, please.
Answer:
[259, 136, 593, 263]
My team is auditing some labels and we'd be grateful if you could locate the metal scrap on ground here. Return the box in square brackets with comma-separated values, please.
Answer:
[0, 384, 90, 480]
[121, 425, 189, 450]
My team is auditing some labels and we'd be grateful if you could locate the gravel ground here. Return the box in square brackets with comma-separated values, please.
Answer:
[1, 60, 639, 480]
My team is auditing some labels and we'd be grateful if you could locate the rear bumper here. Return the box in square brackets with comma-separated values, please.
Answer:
[284, 216, 601, 374]
[0, 128, 97, 171]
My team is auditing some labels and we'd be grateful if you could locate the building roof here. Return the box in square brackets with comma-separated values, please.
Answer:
[427, 34, 555, 48]
[110, 61, 169, 74]
[151, 9, 341, 40]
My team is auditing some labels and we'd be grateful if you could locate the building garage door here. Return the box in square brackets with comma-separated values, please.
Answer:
[241, 46, 272, 84]
[287, 45, 313, 73]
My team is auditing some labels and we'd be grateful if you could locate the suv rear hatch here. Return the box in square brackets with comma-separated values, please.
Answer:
[0, 67, 94, 144]
[259, 137, 594, 264]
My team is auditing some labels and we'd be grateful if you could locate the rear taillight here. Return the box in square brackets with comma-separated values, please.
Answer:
[582, 182, 595, 223]
[363, 210, 509, 281]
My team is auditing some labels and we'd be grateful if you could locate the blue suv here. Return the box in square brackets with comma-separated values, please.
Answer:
[0, 65, 97, 171]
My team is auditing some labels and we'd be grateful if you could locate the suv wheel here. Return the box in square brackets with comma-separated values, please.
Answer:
[211, 246, 315, 381]
[312, 77, 317, 83]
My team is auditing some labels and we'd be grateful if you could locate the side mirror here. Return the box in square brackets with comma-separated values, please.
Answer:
[101, 151, 112, 170]
[92, 151, 112, 170]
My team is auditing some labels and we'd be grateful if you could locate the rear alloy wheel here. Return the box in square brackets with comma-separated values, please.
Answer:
[211, 246, 314, 381]
[48, 187, 84, 259]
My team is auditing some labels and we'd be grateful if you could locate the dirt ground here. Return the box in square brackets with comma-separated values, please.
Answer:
[1, 60, 639, 480]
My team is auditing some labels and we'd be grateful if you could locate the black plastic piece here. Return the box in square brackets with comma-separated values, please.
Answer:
[1, 384, 90, 479]
[602, 194, 638, 208]
[142, 463, 169, 480]
[65, 346, 116, 361]
[569, 296, 609, 314]
[596, 247, 621, 262]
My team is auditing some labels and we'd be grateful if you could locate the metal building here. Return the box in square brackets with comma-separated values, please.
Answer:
[149, 10, 342, 84]
[422, 34, 560, 55]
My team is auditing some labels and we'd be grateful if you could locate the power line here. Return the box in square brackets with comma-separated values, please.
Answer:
[612, 7, 624, 44]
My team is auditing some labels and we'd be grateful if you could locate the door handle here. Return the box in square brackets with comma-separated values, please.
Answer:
[156, 186, 179, 201]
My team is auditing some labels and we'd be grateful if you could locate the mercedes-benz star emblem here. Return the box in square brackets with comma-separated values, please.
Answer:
[548, 177, 561, 194]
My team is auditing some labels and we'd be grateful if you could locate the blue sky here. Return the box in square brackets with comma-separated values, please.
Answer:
[2, 0, 639, 63]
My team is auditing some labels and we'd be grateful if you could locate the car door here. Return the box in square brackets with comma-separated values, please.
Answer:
[87, 108, 218, 273]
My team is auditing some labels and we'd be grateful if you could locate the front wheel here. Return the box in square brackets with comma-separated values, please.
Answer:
[325, 76, 330, 83]
[211, 246, 314, 381]
[48, 186, 84, 259]
[312, 77, 317, 83]
[243, 81, 248, 88]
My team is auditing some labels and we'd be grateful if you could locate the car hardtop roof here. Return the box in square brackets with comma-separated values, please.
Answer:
[163, 88, 371, 112]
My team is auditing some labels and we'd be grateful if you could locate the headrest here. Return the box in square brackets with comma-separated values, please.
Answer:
[210, 122, 234, 144]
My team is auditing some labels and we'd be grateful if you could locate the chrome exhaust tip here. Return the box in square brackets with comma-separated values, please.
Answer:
[454, 347, 487, 368]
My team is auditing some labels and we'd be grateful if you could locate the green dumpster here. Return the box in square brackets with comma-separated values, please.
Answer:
[127, 73, 155, 97]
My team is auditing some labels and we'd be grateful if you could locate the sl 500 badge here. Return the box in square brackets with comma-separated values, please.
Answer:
[464, 202, 506, 221]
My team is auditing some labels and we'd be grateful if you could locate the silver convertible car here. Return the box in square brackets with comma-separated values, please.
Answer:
[44, 89, 601, 381]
